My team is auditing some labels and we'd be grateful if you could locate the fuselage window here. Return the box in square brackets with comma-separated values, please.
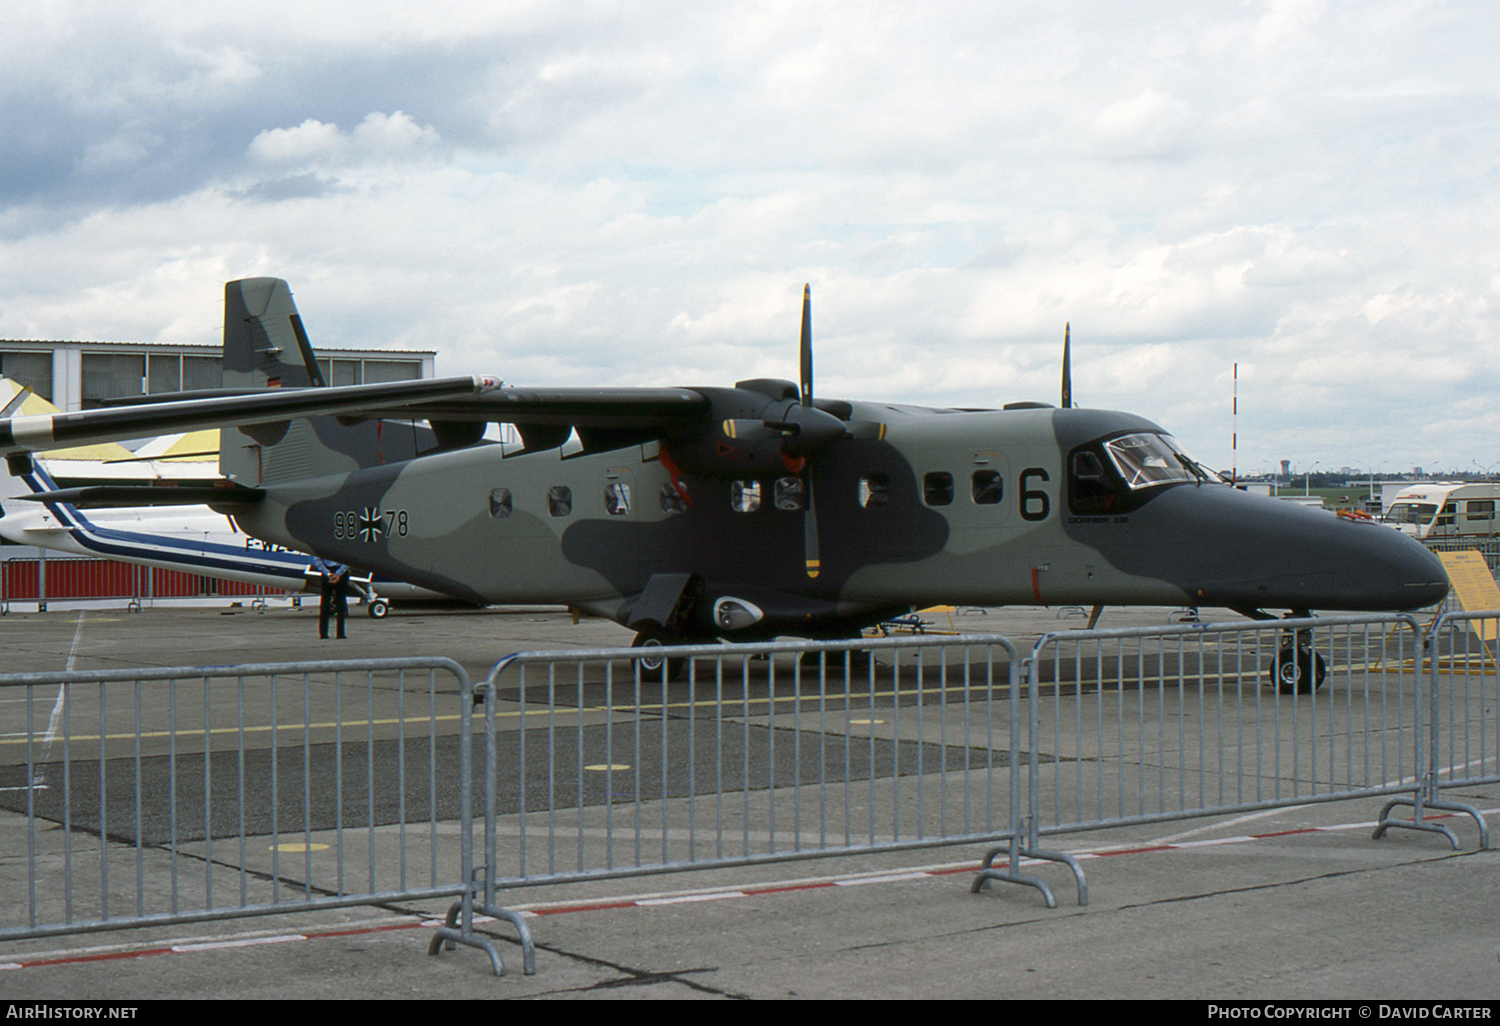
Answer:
[488, 488, 512, 519]
[660, 482, 688, 514]
[860, 473, 890, 508]
[732, 480, 761, 513]
[972, 470, 1003, 505]
[605, 482, 631, 515]
[548, 485, 573, 517]
[923, 472, 954, 506]
[775, 476, 806, 511]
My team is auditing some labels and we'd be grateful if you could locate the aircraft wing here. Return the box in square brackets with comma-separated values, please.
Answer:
[384, 387, 712, 428]
[0, 376, 498, 458]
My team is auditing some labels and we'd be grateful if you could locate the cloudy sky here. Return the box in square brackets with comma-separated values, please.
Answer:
[1, 0, 1496, 476]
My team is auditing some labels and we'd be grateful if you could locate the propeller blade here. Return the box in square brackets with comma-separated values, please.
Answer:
[804, 475, 820, 578]
[1061, 322, 1072, 409]
[800, 284, 812, 407]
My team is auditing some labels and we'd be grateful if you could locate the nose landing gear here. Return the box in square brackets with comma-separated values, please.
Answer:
[1273, 644, 1327, 694]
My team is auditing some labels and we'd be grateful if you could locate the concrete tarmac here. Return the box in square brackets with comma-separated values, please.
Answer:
[0, 599, 1495, 1002]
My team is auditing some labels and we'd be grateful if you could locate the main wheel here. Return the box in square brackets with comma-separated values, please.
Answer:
[1273, 647, 1327, 694]
[632, 633, 688, 682]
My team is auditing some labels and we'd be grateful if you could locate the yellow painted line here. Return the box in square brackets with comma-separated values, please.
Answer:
[271, 842, 330, 853]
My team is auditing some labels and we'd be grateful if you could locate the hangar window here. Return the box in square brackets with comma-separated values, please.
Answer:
[660, 482, 688, 514]
[923, 472, 954, 506]
[972, 470, 1003, 505]
[488, 488, 512, 518]
[604, 482, 631, 515]
[548, 485, 573, 517]
[775, 476, 806, 511]
[732, 480, 761, 513]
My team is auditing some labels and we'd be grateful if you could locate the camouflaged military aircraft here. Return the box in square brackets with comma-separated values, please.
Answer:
[1, 277, 1449, 689]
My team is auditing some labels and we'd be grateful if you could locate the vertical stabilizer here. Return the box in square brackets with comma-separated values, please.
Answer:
[219, 278, 431, 486]
[222, 278, 327, 390]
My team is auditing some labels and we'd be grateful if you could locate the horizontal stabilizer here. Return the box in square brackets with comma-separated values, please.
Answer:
[19, 484, 266, 509]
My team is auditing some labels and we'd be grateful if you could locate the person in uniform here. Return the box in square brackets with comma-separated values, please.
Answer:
[311, 556, 351, 639]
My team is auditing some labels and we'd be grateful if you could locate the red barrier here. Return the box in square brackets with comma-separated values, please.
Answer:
[1, 557, 292, 603]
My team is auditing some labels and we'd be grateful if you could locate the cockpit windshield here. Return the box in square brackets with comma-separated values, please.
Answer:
[1103, 433, 1204, 491]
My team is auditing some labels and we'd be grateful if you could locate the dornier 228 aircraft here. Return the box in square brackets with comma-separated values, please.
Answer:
[1, 277, 1448, 689]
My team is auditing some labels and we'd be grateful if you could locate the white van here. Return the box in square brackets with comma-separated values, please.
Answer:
[1381, 482, 1500, 539]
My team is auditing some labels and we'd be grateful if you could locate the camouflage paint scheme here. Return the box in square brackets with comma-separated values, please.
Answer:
[202, 278, 1447, 643]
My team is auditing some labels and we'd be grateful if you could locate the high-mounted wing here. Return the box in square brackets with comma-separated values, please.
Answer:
[0, 375, 497, 458]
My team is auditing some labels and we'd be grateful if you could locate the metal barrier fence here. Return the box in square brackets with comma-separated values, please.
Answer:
[0, 658, 474, 949]
[1376, 610, 1500, 847]
[5, 616, 1495, 978]
[1011, 615, 1428, 843]
[434, 635, 1026, 974]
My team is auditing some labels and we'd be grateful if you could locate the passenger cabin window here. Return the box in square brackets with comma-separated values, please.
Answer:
[604, 482, 631, 515]
[923, 472, 954, 506]
[775, 476, 806, 511]
[1466, 500, 1495, 522]
[488, 488, 512, 518]
[548, 485, 573, 517]
[732, 480, 761, 513]
[660, 482, 688, 514]
[859, 474, 890, 508]
[972, 470, 1003, 505]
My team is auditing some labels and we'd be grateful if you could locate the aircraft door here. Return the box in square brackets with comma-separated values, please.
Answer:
[920, 449, 1014, 555]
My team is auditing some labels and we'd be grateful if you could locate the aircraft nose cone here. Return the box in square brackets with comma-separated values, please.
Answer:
[1119, 487, 1451, 612]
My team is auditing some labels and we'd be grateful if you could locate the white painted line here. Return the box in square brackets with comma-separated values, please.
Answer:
[834, 872, 930, 886]
[637, 891, 748, 905]
[171, 934, 305, 952]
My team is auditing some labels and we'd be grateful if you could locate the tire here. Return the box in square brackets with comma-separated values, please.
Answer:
[632, 633, 687, 681]
[1273, 647, 1327, 694]
[368, 598, 390, 619]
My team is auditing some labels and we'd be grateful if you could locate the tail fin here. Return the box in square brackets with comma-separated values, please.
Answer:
[219, 278, 429, 485]
[223, 277, 327, 389]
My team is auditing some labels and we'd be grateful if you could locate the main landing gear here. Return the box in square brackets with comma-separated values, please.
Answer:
[631, 632, 701, 682]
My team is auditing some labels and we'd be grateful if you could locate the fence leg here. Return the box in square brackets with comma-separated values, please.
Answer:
[427, 879, 535, 976]
[1373, 616, 1491, 850]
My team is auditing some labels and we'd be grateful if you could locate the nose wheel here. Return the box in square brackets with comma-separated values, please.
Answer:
[1273, 646, 1327, 693]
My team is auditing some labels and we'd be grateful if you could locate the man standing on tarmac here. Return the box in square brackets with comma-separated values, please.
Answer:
[311, 556, 351, 640]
